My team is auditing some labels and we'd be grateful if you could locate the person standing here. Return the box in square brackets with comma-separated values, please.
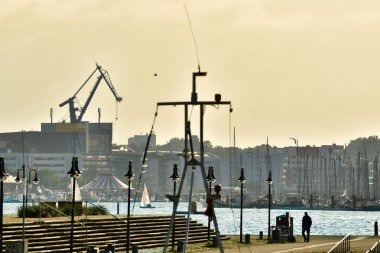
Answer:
[302, 212, 312, 242]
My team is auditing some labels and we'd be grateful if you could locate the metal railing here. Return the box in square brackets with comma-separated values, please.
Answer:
[40, 201, 88, 249]
[366, 240, 380, 253]
[86, 201, 127, 224]
[327, 234, 350, 253]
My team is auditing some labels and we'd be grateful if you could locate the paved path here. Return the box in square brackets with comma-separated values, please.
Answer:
[206, 236, 380, 253]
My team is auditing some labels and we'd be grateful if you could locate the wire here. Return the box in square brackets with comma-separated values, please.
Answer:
[189, 105, 194, 120]
[115, 101, 119, 121]
[132, 106, 159, 212]
[183, 2, 201, 70]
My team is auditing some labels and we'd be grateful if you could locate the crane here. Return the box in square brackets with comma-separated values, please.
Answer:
[59, 63, 123, 123]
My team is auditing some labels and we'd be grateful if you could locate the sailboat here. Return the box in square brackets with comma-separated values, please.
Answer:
[140, 184, 155, 208]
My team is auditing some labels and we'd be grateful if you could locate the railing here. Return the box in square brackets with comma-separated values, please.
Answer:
[40, 201, 88, 249]
[86, 201, 127, 224]
[366, 240, 380, 253]
[327, 234, 350, 253]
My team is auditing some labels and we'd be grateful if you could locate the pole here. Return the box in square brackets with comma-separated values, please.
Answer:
[172, 181, 176, 249]
[184, 167, 196, 253]
[240, 182, 243, 243]
[26, 173, 29, 207]
[70, 176, 76, 253]
[21, 131, 26, 251]
[127, 179, 131, 252]
[200, 103, 224, 253]
[208, 181, 212, 241]
[22, 164, 26, 250]
[268, 183, 271, 240]
[162, 104, 189, 253]
[0, 180, 3, 253]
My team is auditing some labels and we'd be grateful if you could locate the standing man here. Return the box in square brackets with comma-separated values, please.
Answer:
[302, 212, 312, 242]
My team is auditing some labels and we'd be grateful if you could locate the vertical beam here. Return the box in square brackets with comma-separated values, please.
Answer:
[163, 105, 189, 253]
[0, 180, 3, 253]
[183, 167, 195, 253]
[70, 176, 76, 253]
[199, 105, 224, 252]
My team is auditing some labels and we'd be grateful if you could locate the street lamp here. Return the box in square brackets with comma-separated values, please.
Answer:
[169, 164, 180, 249]
[206, 166, 216, 241]
[266, 170, 273, 240]
[124, 160, 134, 253]
[15, 168, 39, 206]
[0, 157, 9, 253]
[237, 168, 246, 243]
[67, 157, 82, 253]
[14, 167, 26, 251]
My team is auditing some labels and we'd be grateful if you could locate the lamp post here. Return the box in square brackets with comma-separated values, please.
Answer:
[67, 157, 82, 253]
[169, 164, 180, 249]
[15, 168, 39, 206]
[124, 160, 134, 253]
[206, 166, 216, 241]
[14, 167, 26, 251]
[0, 157, 9, 253]
[266, 170, 273, 240]
[15, 166, 39, 251]
[238, 168, 246, 243]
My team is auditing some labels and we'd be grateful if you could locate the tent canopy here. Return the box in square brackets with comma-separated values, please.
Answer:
[81, 172, 130, 191]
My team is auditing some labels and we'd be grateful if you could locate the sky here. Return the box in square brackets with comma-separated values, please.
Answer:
[1, 0, 380, 148]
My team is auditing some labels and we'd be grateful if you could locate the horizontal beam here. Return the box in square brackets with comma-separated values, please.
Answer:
[157, 101, 231, 106]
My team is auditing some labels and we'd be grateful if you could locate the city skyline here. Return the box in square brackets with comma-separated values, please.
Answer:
[1, 1, 380, 148]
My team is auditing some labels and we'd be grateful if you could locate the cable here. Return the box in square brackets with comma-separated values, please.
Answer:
[115, 101, 119, 121]
[183, 2, 201, 70]
[132, 106, 159, 212]
[189, 105, 195, 121]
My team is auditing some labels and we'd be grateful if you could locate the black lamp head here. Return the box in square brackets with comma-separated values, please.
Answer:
[32, 171, 39, 184]
[0, 157, 8, 181]
[206, 166, 216, 182]
[125, 160, 135, 181]
[266, 170, 273, 184]
[67, 157, 78, 178]
[237, 168, 246, 184]
[74, 157, 82, 177]
[15, 169, 22, 183]
[169, 164, 180, 182]
[210, 166, 216, 181]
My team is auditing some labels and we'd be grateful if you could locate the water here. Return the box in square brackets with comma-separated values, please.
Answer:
[4, 202, 378, 236]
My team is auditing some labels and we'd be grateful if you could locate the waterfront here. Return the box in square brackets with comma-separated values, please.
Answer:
[4, 201, 379, 236]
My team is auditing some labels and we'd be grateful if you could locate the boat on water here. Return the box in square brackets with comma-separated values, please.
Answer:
[276, 193, 304, 208]
[140, 184, 155, 208]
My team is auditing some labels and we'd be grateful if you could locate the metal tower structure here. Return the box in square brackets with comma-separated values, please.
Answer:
[159, 70, 231, 253]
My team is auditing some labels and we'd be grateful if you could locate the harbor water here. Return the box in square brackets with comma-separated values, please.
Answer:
[4, 202, 378, 236]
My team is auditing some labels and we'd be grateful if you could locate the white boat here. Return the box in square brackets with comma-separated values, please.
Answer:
[140, 184, 155, 208]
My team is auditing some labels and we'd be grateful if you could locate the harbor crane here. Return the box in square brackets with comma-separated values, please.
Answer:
[59, 63, 122, 123]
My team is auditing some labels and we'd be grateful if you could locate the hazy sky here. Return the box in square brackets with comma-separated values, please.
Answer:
[1, 0, 380, 148]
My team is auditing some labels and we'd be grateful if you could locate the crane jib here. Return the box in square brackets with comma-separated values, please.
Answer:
[59, 64, 123, 123]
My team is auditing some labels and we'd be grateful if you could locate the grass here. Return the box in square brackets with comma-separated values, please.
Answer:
[152, 235, 366, 253]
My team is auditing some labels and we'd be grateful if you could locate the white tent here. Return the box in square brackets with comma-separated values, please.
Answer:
[81, 171, 130, 191]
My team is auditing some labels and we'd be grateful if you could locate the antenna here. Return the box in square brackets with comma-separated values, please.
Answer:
[50, 108, 53, 124]
[98, 108, 101, 124]
[183, 3, 201, 70]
